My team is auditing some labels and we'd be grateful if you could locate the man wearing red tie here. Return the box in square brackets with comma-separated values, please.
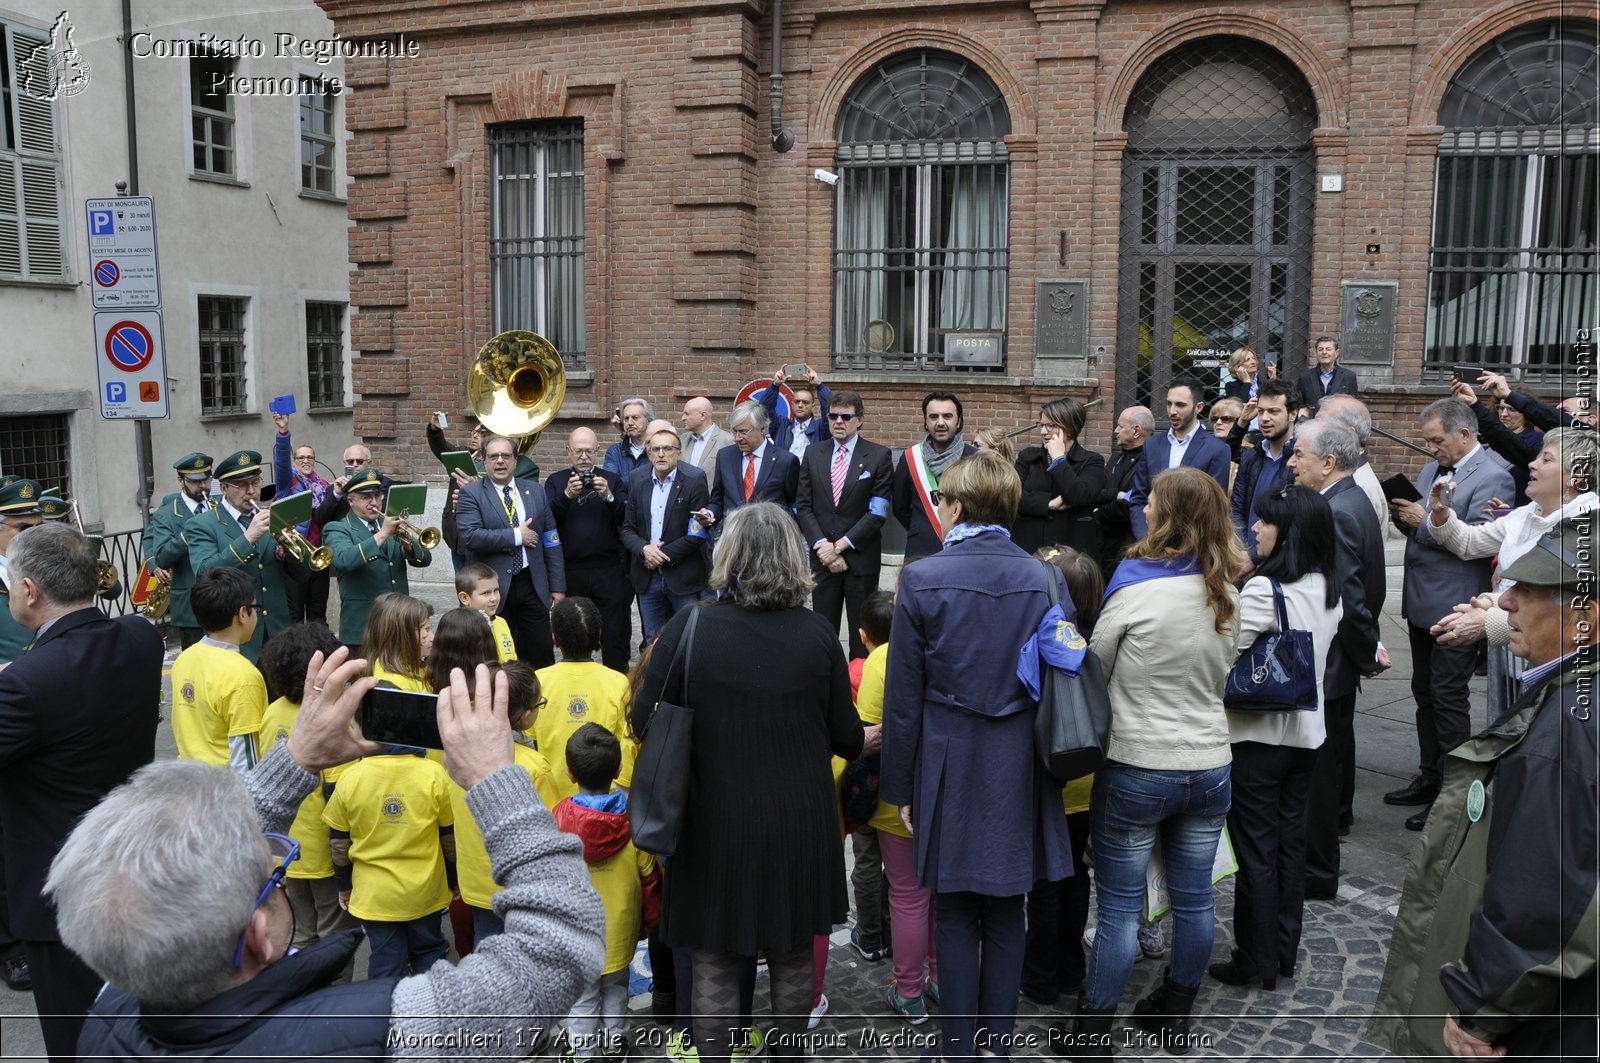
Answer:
[708, 401, 800, 530]
[796, 391, 894, 660]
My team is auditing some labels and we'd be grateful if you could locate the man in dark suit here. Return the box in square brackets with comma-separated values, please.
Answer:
[1288, 419, 1386, 897]
[1127, 376, 1233, 540]
[545, 427, 632, 672]
[456, 434, 566, 667]
[1094, 406, 1153, 578]
[1387, 398, 1515, 831]
[1296, 336, 1360, 408]
[140, 452, 214, 648]
[620, 426, 711, 641]
[708, 401, 800, 526]
[323, 468, 433, 648]
[0, 523, 162, 1061]
[796, 390, 894, 659]
[1231, 378, 1299, 560]
[758, 364, 833, 460]
[311, 443, 393, 528]
[892, 391, 978, 559]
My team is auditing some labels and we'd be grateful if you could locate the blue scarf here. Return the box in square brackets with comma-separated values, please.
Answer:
[1103, 554, 1200, 605]
[942, 522, 1011, 548]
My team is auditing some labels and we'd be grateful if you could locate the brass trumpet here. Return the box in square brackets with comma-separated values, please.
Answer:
[276, 527, 333, 571]
[143, 577, 172, 620]
[68, 500, 119, 594]
[394, 512, 441, 551]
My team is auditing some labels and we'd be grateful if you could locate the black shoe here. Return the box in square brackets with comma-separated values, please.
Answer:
[1050, 1002, 1115, 1059]
[1208, 948, 1276, 992]
[650, 990, 676, 1024]
[1405, 805, 1432, 832]
[1384, 776, 1440, 806]
[2, 957, 30, 992]
[1304, 882, 1338, 901]
[1132, 967, 1200, 1053]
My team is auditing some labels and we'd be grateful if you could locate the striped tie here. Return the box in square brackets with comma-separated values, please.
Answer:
[831, 445, 848, 506]
[743, 453, 756, 502]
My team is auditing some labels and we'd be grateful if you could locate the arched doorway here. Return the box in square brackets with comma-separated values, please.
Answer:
[1116, 37, 1317, 412]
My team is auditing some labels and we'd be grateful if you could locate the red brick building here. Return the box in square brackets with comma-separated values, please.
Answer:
[315, 0, 1596, 477]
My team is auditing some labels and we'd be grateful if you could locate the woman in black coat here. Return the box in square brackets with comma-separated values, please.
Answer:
[1012, 397, 1107, 556]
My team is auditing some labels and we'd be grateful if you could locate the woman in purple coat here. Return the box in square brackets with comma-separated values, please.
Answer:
[881, 450, 1076, 1063]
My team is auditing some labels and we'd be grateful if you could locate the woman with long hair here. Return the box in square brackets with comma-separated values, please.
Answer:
[1012, 397, 1107, 556]
[424, 608, 500, 694]
[1211, 485, 1342, 991]
[1064, 466, 1242, 1056]
[359, 593, 433, 692]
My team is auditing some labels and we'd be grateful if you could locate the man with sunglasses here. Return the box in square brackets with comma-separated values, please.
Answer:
[312, 444, 392, 528]
[0, 522, 162, 1062]
[48, 656, 605, 1061]
[796, 391, 893, 660]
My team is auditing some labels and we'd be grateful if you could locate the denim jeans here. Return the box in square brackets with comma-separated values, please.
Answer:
[1083, 763, 1231, 1010]
[365, 911, 447, 980]
[638, 573, 703, 642]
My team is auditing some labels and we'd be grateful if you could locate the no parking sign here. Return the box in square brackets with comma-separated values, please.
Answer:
[95, 310, 168, 420]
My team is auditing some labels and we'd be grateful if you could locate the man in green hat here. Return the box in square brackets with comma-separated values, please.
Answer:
[323, 469, 432, 646]
[0, 478, 45, 666]
[142, 453, 215, 648]
[185, 450, 310, 663]
[1374, 516, 1599, 1062]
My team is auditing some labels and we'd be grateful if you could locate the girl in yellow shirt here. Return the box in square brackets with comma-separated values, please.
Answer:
[360, 592, 433, 693]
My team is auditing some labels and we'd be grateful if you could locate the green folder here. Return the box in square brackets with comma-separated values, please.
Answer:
[270, 490, 314, 534]
[439, 450, 479, 480]
[386, 483, 428, 519]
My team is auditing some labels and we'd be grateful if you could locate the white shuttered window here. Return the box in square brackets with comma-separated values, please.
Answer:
[0, 21, 67, 283]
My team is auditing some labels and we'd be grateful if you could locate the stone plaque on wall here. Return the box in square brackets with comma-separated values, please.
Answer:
[1036, 280, 1088, 358]
[1341, 282, 1397, 366]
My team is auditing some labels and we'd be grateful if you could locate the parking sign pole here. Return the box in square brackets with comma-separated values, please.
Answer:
[114, 180, 154, 528]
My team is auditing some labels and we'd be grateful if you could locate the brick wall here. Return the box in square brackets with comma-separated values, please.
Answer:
[313, 0, 1582, 486]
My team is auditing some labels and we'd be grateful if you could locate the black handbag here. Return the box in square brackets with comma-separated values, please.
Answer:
[1224, 578, 1318, 713]
[628, 607, 702, 856]
[1033, 561, 1111, 785]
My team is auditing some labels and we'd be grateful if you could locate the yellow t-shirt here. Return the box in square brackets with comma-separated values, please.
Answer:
[371, 662, 431, 693]
[853, 644, 909, 839]
[451, 741, 562, 909]
[258, 697, 353, 880]
[491, 615, 517, 664]
[171, 641, 267, 767]
[531, 660, 636, 800]
[574, 802, 658, 976]
[323, 752, 454, 922]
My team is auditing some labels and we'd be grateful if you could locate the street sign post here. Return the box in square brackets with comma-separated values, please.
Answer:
[95, 310, 168, 419]
[85, 196, 160, 309]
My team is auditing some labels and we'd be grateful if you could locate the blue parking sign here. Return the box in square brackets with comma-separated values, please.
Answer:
[90, 209, 114, 236]
[106, 381, 126, 402]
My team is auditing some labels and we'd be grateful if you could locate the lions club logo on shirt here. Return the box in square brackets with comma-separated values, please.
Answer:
[180, 680, 195, 704]
[567, 697, 588, 720]
[381, 794, 406, 819]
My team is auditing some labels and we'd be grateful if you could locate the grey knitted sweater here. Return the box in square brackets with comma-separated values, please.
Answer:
[248, 744, 606, 1057]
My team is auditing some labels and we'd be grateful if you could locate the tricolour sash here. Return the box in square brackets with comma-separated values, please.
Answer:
[905, 443, 942, 538]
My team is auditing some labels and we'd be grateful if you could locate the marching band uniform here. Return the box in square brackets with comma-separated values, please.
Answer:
[323, 469, 432, 647]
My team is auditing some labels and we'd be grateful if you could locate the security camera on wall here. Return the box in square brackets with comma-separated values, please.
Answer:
[813, 169, 840, 186]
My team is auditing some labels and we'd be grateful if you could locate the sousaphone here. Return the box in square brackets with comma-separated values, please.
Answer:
[468, 330, 567, 453]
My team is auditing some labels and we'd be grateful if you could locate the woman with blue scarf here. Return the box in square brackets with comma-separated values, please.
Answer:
[1067, 466, 1243, 1057]
[881, 450, 1074, 1063]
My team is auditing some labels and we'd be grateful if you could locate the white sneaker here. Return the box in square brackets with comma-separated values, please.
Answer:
[1083, 925, 1159, 961]
[808, 993, 829, 1030]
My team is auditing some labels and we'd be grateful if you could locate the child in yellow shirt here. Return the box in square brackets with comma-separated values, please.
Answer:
[360, 592, 434, 692]
[534, 597, 636, 798]
[456, 561, 518, 663]
[554, 724, 660, 1061]
[448, 662, 562, 941]
[170, 568, 266, 773]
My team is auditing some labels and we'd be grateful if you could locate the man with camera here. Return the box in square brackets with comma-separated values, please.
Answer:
[545, 428, 632, 672]
[313, 444, 393, 528]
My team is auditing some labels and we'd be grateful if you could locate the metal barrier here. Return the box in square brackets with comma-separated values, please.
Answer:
[99, 528, 146, 619]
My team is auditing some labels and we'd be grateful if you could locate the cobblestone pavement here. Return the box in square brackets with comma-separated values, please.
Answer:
[2, 551, 1457, 1060]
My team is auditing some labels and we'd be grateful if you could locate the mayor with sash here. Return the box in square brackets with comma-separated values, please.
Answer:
[892, 391, 977, 560]
[324, 469, 433, 647]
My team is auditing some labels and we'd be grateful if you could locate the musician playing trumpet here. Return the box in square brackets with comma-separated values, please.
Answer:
[186, 450, 311, 664]
[141, 453, 215, 648]
[323, 469, 432, 649]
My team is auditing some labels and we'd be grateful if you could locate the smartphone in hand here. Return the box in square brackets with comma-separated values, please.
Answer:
[357, 686, 442, 749]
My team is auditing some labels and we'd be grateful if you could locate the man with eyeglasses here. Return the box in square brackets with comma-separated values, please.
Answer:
[758, 364, 833, 461]
[0, 522, 161, 1062]
[545, 427, 632, 671]
[271, 413, 334, 625]
[620, 427, 711, 641]
[796, 391, 893, 660]
[187, 450, 313, 665]
[47, 656, 605, 1062]
[313, 444, 392, 529]
[707, 401, 800, 527]
[139, 453, 216, 648]
[456, 434, 566, 667]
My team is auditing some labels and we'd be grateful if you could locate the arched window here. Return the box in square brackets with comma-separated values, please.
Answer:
[1116, 38, 1317, 411]
[1426, 20, 1598, 376]
[833, 49, 1011, 370]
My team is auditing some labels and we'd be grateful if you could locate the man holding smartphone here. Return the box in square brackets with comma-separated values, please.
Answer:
[314, 444, 393, 528]
[759, 364, 833, 461]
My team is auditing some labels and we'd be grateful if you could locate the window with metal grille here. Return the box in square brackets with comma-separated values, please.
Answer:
[0, 19, 67, 282]
[1117, 38, 1317, 414]
[306, 301, 345, 409]
[299, 81, 337, 195]
[489, 121, 586, 368]
[833, 49, 1011, 372]
[198, 295, 248, 414]
[1425, 20, 1598, 380]
[0, 414, 69, 497]
[190, 53, 235, 177]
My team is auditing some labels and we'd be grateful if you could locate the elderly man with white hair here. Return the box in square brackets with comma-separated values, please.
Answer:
[49, 655, 604, 1060]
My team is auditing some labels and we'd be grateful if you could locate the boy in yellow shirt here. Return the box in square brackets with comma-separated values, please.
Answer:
[324, 735, 457, 979]
[170, 568, 266, 773]
[554, 724, 660, 1061]
[448, 662, 563, 941]
[457, 561, 518, 664]
[534, 597, 635, 798]
[258, 621, 359, 974]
